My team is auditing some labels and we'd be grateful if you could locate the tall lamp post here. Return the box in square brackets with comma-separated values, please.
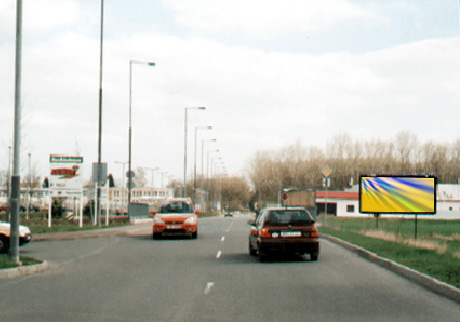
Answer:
[26, 152, 31, 220]
[208, 157, 222, 211]
[128, 60, 155, 218]
[184, 107, 206, 198]
[194, 126, 212, 204]
[160, 172, 168, 188]
[9, 0, 23, 263]
[200, 139, 216, 206]
[115, 161, 128, 215]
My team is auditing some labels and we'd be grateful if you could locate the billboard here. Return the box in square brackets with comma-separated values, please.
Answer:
[359, 176, 436, 214]
[49, 154, 83, 192]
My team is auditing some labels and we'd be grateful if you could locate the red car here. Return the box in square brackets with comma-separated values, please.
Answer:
[248, 207, 319, 261]
[152, 198, 198, 239]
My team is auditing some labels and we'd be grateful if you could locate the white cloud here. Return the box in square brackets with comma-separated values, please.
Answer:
[1, 1, 460, 177]
[0, 0, 80, 34]
[163, 0, 377, 36]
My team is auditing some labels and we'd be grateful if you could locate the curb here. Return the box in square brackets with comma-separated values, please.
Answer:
[321, 234, 460, 305]
[0, 260, 49, 279]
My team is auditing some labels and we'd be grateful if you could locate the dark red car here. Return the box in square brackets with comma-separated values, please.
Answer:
[248, 207, 319, 261]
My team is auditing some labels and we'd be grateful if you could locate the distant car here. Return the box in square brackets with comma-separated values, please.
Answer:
[248, 207, 319, 261]
[224, 212, 233, 217]
[152, 198, 198, 239]
[0, 222, 32, 253]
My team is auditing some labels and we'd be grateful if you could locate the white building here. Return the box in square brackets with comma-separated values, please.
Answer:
[318, 184, 460, 219]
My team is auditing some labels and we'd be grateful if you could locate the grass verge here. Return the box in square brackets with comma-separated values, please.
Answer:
[319, 226, 460, 289]
[0, 254, 43, 269]
[28, 221, 129, 234]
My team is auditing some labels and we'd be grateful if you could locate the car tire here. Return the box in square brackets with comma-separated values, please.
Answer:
[191, 231, 198, 239]
[153, 233, 162, 240]
[310, 253, 318, 261]
[0, 235, 9, 254]
[258, 251, 266, 261]
[249, 242, 257, 256]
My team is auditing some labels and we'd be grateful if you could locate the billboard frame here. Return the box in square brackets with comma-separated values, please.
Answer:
[359, 175, 437, 215]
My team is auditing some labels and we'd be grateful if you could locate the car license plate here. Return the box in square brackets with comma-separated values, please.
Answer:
[281, 231, 301, 237]
[167, 225, 182, 229]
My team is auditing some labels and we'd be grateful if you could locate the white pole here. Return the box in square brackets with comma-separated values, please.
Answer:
[80, 190, 83, 228]
[106, 180, 109, 226]
[48, 194, 52, 228]
[94, 183, 97, 225]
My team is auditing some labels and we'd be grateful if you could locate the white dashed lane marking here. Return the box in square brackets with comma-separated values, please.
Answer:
[205, 282, 215, 295]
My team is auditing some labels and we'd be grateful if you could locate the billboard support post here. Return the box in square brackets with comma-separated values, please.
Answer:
[415, 214, 418, 239]
[322, 165, 332, 227]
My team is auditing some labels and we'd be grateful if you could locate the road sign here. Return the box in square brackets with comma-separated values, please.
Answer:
[322, 165, 332, 177]
[282, 192, 288, 200]
[92, 162, 108, 184]
[126, 170, 135, 179]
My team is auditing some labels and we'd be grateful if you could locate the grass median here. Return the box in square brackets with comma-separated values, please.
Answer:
[0, 255, 43, 269]
[318, 216, 460, 289]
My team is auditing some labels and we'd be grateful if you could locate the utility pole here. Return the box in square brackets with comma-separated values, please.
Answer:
[95, 0, 105, 227]
[9, 0, 23, 264]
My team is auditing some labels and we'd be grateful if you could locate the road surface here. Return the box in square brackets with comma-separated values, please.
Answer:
[1, 214, 459, 321]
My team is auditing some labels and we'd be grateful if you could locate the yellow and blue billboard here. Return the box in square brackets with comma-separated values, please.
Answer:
[359, 176, 436, 214]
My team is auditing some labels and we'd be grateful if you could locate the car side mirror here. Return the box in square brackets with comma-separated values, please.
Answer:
[195, 211, 202, 215]
[247, 219, 255, 226]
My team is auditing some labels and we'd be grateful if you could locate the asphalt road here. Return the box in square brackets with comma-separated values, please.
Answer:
[1, 214, 460, 322]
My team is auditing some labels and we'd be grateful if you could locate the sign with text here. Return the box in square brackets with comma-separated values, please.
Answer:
[49, 154, 83, 192]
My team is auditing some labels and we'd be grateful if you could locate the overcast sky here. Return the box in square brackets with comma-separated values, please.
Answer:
[1, 0, 460, 185]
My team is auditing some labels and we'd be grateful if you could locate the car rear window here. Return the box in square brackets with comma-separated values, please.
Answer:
[266, 210, 313, 225]
[159, 202, 193, 214]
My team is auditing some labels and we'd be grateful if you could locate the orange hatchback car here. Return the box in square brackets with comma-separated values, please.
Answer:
[248, 207, 319, 261]
[152, 198, 198, 239]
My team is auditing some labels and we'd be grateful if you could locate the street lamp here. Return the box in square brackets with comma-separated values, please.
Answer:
[194, 126, 212, 204]
[201, 139, 216, 198]
[184, 107, 206, 198]
[95, 0, 105, 228]
[115, 161, 128, 215]
[9, 0, 23, 263]
[26, 152, 31, 220]
[209, 156, 222, 212]
[160, 172, 168, 188]
[128, 59, 155, 218]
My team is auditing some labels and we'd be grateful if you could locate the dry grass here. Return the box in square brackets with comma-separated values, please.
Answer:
[431, 233, 460, 242]
[361, 229, 448, 254]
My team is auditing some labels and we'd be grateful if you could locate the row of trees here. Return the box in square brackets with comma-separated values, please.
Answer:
[247, 131, 460, 203]
[167, 175, 252, 212]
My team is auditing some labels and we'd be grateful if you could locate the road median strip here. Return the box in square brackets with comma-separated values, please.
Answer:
[0, 260, 49, 279]
[321, 234, 460, 304]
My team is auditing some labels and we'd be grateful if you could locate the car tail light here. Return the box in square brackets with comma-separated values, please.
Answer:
[311, 230, 319, 238]
[260, 228, 271, 238]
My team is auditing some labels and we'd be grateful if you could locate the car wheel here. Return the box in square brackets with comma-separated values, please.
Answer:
[310, 253, 318, 261]
[191, 231, 198, 239]
[0, 235, 9, 254]
[249, 242, 257, 256]
[258, 251, 266, 261]
[153, 233, 162, 240]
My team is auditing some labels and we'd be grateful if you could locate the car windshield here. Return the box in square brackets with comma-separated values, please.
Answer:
[158, 202, 193, 214]
[266, 210, 313, 225]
